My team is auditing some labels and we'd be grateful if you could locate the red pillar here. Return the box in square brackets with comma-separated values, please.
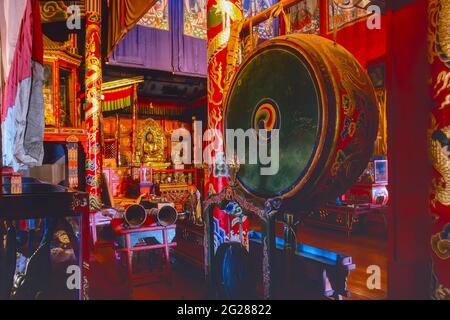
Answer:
[206, 0, 244, 195]
[386, 0, 431, 299]
[85, 0, 103, 212]
[206, 1, 248, 248]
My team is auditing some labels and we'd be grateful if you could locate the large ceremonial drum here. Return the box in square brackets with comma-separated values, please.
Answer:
[224, 34, 378, 209]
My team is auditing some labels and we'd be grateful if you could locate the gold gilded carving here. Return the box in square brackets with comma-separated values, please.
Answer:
[437, 0, 450, 65]
[428, 0, 440, 64]
[431, 230, 450, 260]
[428, 0, 450, 66]
[374, 89, 387, 155]
[208, 1, 243, 61]
[434, 71, 450, 110]
[135, 118, 170, 169]
[429, 116, 450, 207]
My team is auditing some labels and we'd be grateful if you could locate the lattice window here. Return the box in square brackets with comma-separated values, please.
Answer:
[104, 141, 116, 159]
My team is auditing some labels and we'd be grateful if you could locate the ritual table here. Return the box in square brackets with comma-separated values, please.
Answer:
[113, 223, 177, 284]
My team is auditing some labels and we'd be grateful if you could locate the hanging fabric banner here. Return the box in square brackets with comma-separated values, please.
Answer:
[107, 0, 159, 57]
[102, 85, 134, 112]
[1, 0, 44, 171]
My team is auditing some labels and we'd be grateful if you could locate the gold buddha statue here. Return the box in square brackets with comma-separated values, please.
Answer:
[136, 118, 170, 169]
[142, 132, 161, 163]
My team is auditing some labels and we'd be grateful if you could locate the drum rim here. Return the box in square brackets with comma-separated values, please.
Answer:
[223, 34, 338, 201]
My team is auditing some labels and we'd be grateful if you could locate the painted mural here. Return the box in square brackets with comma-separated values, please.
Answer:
[137, 0, 169, 31]
[288, 0, 320, 35]
[244, 0, 276, 40]
[327, 0, 370, 32]
[184, 0, 207, 39]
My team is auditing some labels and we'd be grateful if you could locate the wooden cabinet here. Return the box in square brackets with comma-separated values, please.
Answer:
[304, 204, 388, 238]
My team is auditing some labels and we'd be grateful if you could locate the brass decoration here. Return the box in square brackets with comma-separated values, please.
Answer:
[374, 88, 387, 155]
[428, 0, 450, 66]
[227, 152, 241, 187]
[135, 118, 170, 169]
[428, 0, 440, 64]
[429, 117, 450, 207]
[434, 71, 450, 109]
[437, 0, 450, 66]
[431, 223, 450, 262]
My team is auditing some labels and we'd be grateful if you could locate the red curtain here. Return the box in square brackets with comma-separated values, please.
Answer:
[107, 0, 158, 57]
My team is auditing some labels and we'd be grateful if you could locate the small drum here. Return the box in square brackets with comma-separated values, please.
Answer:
[123, 204, 147, 227]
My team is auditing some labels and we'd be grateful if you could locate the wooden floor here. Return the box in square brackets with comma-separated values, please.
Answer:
[90, 222, 388, 300]
[89, 246, 206, 300]
[295, 224, 388, 300]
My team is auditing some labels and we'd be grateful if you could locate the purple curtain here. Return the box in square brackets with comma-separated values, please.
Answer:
[108, 0, 206, 77]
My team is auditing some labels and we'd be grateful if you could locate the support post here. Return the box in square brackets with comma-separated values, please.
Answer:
[131, 84, 137, 164]
[207, 0, 244, 195]
[206, 0, 246, 249]
[85, 0, 103, 212]
[263, 211, 277, 299]
[115, 113, 120, 167]
[386, 0, 431, 299]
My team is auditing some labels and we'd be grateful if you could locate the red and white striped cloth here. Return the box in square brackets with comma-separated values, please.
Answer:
[0, 0, 44, 171]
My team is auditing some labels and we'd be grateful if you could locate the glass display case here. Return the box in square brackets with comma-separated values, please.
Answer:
[42, 35, 85, 139]
[374, 159, 388, 184]
[140, 166, 154, 195]
[346, 159, 389, 206]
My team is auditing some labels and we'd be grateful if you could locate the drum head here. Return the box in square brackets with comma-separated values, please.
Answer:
[225, 45, 321, 199]
[157, 205, 178, 226]
[124, 204, 147, 227]
[214, 242, 255, 300]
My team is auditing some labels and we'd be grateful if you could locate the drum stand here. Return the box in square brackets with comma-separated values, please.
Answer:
[281, 212, 299, 298]
[203, 190, 281, 300]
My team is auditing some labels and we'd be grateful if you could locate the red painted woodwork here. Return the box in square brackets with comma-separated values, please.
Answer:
[386, 0, 431, 299]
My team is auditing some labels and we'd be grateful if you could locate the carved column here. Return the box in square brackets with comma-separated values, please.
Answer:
[428, 0, 450, 300]
[207, 0, 248, 249]
[131, 83, 138, 165]
[85, 0, 102, 211]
